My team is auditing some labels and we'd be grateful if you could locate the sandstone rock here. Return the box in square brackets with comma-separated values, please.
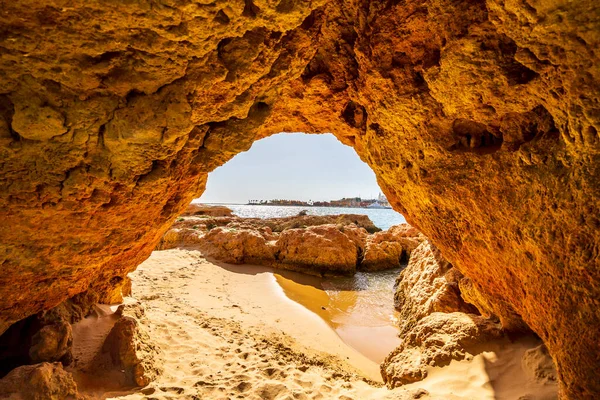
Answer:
[361, 224, 425, 271]
[158, 215, 371, 276]
[267, 214, 380, 234]
[458, 275, 528, 332]
[29, 321, 73, 364]
[381, 312, 504, 387]
[393, 240, 478, 335]
[172, 216, 237, 231]
[0, 0, 598, 397]
[199, 227, 276, 265]
[102, 303, 161, 387]
[155, 228, 204, 251]
[219, 221, 279, 241]
[97, 276, 132, 305]
[338, 224, 370, 252]
[182, 203, 233, 217]
[0, 299, 88, 376]
[39, 291, 101, 326]
[0, 362, 79, 400]
[274, 225, 360, 275]
[164, 213, 378, 235]
[11, 104, 67, 141]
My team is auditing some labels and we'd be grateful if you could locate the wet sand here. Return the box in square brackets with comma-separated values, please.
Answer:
[274, 269, 402, 363]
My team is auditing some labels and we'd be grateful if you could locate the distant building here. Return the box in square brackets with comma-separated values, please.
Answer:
[378, 192, 391, 208]
[367, 201, 385, 209]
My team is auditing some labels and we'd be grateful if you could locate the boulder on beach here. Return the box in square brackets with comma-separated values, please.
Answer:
[198, 227, 276, 264]
[29, 320, 73, 364]
[102, 303, 162, 387]
[381, 312, 504, 387]
[0, 362, 79, 400]
[274, 224, 363, 275]
[360, 223, 425, 271]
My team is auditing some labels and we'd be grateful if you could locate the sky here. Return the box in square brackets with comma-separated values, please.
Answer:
[198, 133, 384, 204]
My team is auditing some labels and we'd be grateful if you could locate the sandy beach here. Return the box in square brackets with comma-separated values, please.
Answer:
[62, 248, 558, 399]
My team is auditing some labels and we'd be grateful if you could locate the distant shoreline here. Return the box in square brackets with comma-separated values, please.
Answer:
[247, 204, 394, 210]
[196, 202, 393, 210]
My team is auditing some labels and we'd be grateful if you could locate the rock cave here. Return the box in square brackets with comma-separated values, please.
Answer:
[0, 0, 598, 398]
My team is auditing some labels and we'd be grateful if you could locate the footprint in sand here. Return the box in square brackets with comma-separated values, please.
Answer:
[257, 383, 288, 400]
[234, 381, 252, 393]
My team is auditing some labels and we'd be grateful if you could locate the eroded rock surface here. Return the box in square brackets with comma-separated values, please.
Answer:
[382, 239, 506, 387]
[182, 203, 234, 217]
[199, 226, 277, 265]
[157, 213, 412, 275]
[0, 0, 598, 397]
[0, 362, 79, 400]
[29, 321, 73, 365]
[392, 240, 479, 336]
[382, 312, 504, 387]
[361, 224, 425, 271]
[102, 303, 162, 387]
[275, 224, 361, 275]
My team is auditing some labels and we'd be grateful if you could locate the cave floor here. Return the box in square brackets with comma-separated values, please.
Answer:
[71, 249, 556, 399]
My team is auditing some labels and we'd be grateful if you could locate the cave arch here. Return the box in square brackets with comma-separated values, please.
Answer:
[0, 0, 599, 398]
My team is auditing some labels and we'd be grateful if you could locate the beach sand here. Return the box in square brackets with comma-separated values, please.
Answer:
[69, 249, 557, 399]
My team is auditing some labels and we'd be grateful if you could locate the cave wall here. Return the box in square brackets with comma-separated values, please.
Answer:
[0, 0, 598, 398]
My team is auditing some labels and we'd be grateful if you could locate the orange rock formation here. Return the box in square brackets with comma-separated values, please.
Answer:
[0, 1, 598, 398]
[158, 213, 414, 275]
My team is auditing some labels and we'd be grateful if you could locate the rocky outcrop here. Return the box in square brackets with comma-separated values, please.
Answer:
[381, 312, 504, 387]
[392, 240, 479, 336]
[156, 213, 379, 247]
[0, 299, 85, 378]
[182, 204, 233, 217]
[158, 214, 378, 275]
[265, 214, 380, 234]
[102, 303, 162, 387]
[159, 212, 389, 274]
[199, 226, 276, 265]
[0, 0, 598, 397]
[275, 225, 361, 275]
[361, 224, 425, 271]
[156, 227, 205, 251]
[0, 362, 79, 400]
[382, 239, 518, 387]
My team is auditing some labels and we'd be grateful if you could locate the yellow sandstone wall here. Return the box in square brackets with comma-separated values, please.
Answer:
[0, 0, 598, 397]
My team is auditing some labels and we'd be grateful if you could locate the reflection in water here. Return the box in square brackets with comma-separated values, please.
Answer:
[274, 268, 403, 363]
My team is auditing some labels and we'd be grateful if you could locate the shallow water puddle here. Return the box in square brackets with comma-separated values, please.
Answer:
[273, 268, 402, 363]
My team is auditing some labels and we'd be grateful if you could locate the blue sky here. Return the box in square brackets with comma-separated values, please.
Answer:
[199, 133, 384, 204]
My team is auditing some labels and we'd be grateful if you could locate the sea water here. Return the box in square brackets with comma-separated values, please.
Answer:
[274, 268, 402, 363]
[204, 203, 407, 231]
